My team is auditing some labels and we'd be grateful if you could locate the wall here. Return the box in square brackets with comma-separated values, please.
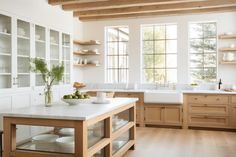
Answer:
[79, 12, 236, 85]
[0, 0, 73, 33]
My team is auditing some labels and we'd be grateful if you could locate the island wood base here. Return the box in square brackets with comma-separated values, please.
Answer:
[3, 102, 136, 157]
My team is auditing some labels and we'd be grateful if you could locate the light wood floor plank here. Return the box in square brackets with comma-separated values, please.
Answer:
[124, 127, 236, 157]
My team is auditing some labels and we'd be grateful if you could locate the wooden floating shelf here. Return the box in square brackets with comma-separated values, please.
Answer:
[73, 51, 100, 56]
[219, 34, 236, 39]
[220, 61, 236, 65]
[74, 64, 100, 67]
[73, 40, 101, 45]
[219, 48, 236, 51]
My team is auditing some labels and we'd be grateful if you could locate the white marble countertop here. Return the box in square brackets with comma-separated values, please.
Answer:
[182, 90, 236, 95]
[1, 98, 138, 121]
[83, 89, 236, 95]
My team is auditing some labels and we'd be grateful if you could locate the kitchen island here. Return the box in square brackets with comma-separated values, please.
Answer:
[2, 97, 138, 157]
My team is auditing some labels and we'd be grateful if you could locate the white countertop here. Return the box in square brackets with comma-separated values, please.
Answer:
[182, 90, 236, 95]
[1, 98, 138, 121]
[83, 88, 236, 95]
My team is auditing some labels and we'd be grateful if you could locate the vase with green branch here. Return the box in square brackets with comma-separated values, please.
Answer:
[31, 58, 64, 106]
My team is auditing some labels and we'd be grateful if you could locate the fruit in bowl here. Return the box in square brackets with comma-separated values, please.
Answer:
[62, 90, 90, 105]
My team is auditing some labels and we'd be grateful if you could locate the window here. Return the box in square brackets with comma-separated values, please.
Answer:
[189, 22, 217, 83]
[142, 24, 177, 83]
[105, 26, 129, 83]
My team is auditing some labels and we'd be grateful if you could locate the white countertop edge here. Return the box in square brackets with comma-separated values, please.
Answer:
[1, 98, 139, 121]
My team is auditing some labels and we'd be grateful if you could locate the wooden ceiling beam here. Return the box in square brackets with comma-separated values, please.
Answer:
[79, 6, 236, 21]
[48, 0, 109, 5]
[62, 0, 206, 11]
[74, 0, 236, 17]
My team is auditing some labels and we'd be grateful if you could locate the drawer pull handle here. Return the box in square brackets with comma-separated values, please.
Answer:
[204, 104, 207, 106]
[194, 98, 198, 100]
[216, 98, 220, 101]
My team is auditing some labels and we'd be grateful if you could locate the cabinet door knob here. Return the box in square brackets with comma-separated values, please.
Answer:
[216, 98, 220, 101]
[194, 98, 198, 100]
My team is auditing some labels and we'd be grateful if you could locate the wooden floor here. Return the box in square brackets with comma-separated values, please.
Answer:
[124, 127, 236, 157]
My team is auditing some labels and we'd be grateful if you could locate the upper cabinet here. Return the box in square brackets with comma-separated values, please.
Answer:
[17, 19, 31, 88]
[35, 25, 46, 86]
[0, 13, 72, 90]
[62, 33, 71, 84]
[0, 14, 12, 89]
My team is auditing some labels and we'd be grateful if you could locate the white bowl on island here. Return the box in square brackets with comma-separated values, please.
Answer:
[56, 136, 74, 153]
[62, 98, 90, 105]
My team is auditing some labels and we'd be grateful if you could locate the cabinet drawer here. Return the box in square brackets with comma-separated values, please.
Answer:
[189, 104, 228, 115]
[231, 96, 236, 104]
[188, 95, 229, 104]
[189, 115, 228, 127]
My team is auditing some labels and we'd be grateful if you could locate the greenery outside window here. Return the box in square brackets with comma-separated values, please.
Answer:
[142, 24, 177, 83]
[105, 26, 129, 83]
[189, 22, 217, 83]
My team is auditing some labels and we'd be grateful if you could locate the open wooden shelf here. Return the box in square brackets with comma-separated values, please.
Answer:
[219, 47, 236, 52]
[74, 51, 100, 56]
[219, 34, 236, 39]
[73, 40, 101, 45]
[220, 61, 236, 65]
[74, 63, 100, 67]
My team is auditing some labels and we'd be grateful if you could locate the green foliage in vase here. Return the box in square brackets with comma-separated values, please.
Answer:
[31, 58, 64, 87]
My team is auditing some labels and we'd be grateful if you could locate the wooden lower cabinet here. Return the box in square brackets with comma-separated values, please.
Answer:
[164, 106, 182, 125]
[229, 105, 236, 128]
[144, 104, 182, 126]
[144, 106, 163, 124]
[184, 94, 236, 129]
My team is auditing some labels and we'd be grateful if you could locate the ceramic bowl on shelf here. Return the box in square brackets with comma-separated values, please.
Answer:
[56, 136, 74, 153]
[32, 134, 59, 151]
[62, 98, 90, 105]
[58, 128, 75, 136]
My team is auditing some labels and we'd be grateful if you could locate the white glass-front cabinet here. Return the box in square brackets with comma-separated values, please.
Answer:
[62, 33, 71, 84]
[0, 13, 72, 90]
[17, 19, 31, 88]
[35, 25, 47, 86]
[0, 14, 12, 88]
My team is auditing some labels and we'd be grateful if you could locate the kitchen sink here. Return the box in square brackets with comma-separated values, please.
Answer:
[144, 90, 183, 104]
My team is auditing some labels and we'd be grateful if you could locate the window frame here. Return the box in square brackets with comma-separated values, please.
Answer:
[105, 26, 129, 83]
[141, 23, 178, 84]
[188, 21, 218, 83]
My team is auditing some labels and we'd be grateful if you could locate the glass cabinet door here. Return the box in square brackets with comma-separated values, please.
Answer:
[0, 14, 12, 88]
[35, 25, 46, 86]
[50, 29, 59, 85]
[62, 33, 71, 84]
[17, 19, 31, 88]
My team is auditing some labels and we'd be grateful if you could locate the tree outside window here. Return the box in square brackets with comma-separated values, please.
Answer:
[189, 22, 217, 83]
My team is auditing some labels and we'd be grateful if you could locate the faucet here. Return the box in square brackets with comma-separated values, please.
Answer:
[218, 79, 222, 90]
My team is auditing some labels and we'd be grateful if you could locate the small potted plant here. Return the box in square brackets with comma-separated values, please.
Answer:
[31, 58, 64, 107]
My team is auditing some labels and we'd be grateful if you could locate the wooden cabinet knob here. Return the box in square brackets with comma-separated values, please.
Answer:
[194, 98, 198, 100]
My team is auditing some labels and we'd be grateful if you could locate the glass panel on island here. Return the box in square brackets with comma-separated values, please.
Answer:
[112, 109, 130, 132]
[87, 120, 105, 148]
[16, 125, 76, 154]
[112, 130, 130, 155]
